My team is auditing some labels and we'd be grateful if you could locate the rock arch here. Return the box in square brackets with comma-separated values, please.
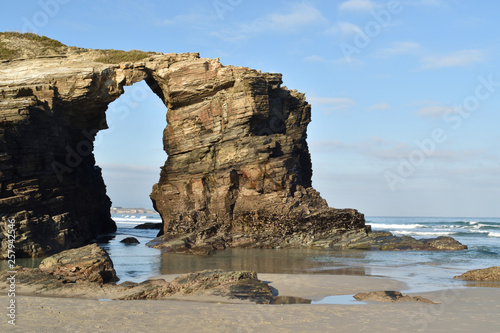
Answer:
[0, 39, 365, 258]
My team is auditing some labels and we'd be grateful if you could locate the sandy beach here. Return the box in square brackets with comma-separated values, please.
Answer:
[2, 273, 499, 332]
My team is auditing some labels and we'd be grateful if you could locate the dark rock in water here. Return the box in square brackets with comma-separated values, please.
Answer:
[272, 296, 312, 304]
[120, 237, 140, 244]
[345, 232, 467, 251]
[0, 32, 365, 258]
[95, 235, 116, 244]
[147, 207, 367, 254]
[454, 266, 500, 281]
[133, 223, 162, 230]
[353, 291, 438, 304]
[39, 243, 118, 284]
[420, 236, 468, 250]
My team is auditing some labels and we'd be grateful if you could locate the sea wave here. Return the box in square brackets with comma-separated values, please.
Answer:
[369, 223, 425, 230]
[469, 229, 489, 234]
[392, 230, 456, 236]
[477, 223, 500, 228]
[113, 217, 162, 223]
[488, 232, 500, 238]
[113, 221, 141, 225]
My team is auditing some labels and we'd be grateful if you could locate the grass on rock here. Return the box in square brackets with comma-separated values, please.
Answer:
[95, 49, 156, 64]
[0, 32, 66, 60]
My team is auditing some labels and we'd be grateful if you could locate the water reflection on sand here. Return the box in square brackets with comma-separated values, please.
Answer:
[159, 248, 369, 276]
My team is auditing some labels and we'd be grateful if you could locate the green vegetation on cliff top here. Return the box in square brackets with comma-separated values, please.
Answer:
[0, 41, 18, 60]
[0, 32, 155, 63]
[0, 32, 65, 60]
[94, 49, 156, 64]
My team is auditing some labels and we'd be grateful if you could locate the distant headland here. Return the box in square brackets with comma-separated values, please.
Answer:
[111, 207, 159, 215]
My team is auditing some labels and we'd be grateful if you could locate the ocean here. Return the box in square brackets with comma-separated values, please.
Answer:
[96, 215, 500, 292]
[5, 215, 498, 293]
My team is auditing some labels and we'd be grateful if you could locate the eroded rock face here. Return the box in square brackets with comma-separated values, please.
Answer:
[454, 266, 500, 281]
[344, 233, 468, 251]
[119, 270, 273, 303]
[0, 33, 366, 258]
[353, 291, 438, 304]
[39, 243, 118, 284]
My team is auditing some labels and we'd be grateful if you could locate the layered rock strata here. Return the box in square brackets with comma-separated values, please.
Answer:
[353, 291, 438, 304]
[341, 232, 468, 251]
[38, 243, 118, 284]
[0, 33, 366, 258]
[454, 266, 500, 281]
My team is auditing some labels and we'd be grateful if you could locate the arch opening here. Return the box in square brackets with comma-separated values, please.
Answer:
[94, 80, 167, 212]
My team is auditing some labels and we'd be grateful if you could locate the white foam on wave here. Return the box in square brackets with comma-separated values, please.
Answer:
[113, 217, 163, 223]
[392, 230, 456, 236]
[114, 221, 141, 225]
[479, 223, 500, 228]
[369, 223, 425, 230]
[488, 232, 500, 238]
[470, 229, 489, 234]
[441, 224, 461, 228]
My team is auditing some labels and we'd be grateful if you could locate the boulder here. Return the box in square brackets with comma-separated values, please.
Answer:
[120, 237, 140, 244]
[120, 270, 273, 303]
[353, 291, 437, 304]
[346, 233, 467, 251]
[133, 223, 162, 230]
[454, 266, 500, 281]
[39, 243, 118, 284]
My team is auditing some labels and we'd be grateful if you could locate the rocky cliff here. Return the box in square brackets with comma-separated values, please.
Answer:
[0, 33, 366, 258]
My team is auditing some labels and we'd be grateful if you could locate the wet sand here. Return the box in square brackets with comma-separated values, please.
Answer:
[2, 273, 499, 332]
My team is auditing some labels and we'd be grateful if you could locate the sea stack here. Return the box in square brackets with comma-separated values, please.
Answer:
[0, 32, 366, 258]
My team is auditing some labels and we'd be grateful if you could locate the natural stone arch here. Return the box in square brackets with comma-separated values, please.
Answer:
[0, 35, 366, 258]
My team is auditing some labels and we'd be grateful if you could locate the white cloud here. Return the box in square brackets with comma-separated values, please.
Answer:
[213, 3, 326, 41]
[327, 21, 363, 38]
[375, 44, 485, 70]
[375, 41, 421, 57]
[420, 49, 485, 69]
[339, 0, 377, 12]
[311, 138, 497, 168]
[416, 105, 454, 117]
[369, 103, 391, 110]
[308, 96, 356, 111]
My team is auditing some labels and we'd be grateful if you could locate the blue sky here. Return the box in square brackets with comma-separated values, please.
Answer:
[2, 0, 499, 217]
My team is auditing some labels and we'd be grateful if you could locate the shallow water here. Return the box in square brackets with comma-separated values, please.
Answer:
[312, 294, 366, 305]
[4, 214, 498, 295]
[101, 215, 499, 293]
[96, 222, 162, 283]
